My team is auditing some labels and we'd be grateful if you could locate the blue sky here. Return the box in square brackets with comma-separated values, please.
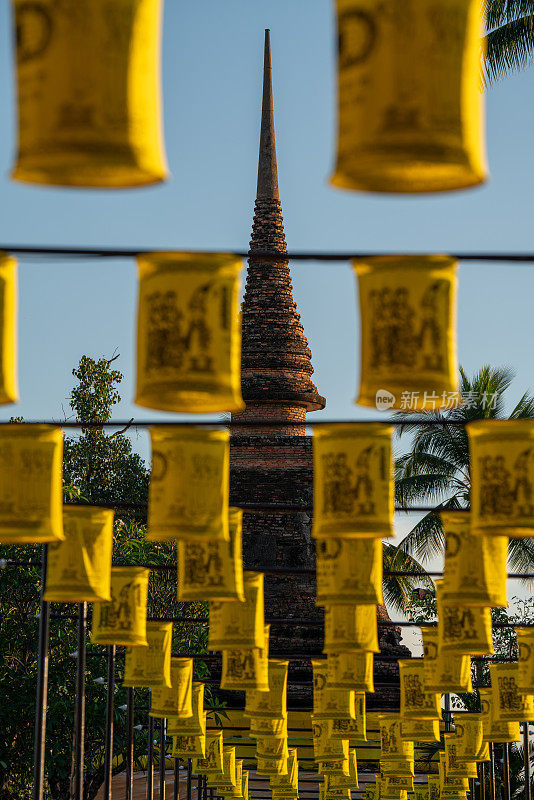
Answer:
[1, 1, 532, 636]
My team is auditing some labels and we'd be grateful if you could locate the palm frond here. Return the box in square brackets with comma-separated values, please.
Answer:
[382, 543, 432, 615]
[395, 473, 465, 508]
[485, 0, 534, 29]
[396, 497, 462, 563]
[507, 537, 534, 577]
[484, 15, 534, 84]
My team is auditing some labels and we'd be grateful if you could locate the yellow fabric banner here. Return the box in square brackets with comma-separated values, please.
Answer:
[249, 716, 287, 739]
[209, 571, 265, 651]
[11, 0, 168, 187]
[479, 688, 522, 743]
[312, 717, 350, 762]
[400, 719, 440, 744]
[256, 737, 289, 760]
[211, 746, 236, 790]
[398, 660, 441, 720]
[441, 512, 507, 607]
[469, 420, 534, 537]
[331, 0, 487, 193]
[452, 714, 484, 762]
[327, 651, 374, 692]
[439, 753, 469, 793]
[428, 776, 440, 800]
[245, 659, 288, 719]
[0, 254, 18, 405]
[516, 628, 534, 693]
[313, 423, 393, 539]
[354, 256, 459, 410]
[123, 621, 172, 688]
[444, 734, 477, 778]
[413, 786, 429, 800]
[383, 776, 413, 793]
[256, 755, 288, 777]
[172, 731, 206, 758]
[92, 567, 149, 646]
[0, 424, 64, 543]
[270, 748, 298, 791]
[436, 581, 494, 655]
[313, 659, 356, 719]
[330, 693, 366, 741]
[421, 626, 472, 693]
[324, 603, 379, 653]
[136, 253, 244, 413]
[45, 506, 113, 602]
[220, 624, 269, 691]
[324, 749, 358, 790]
[379, 715, 415, 762]
[489, 662, 534, 722]
[150, 657, 193, 719]
[147, 426, 229, 542]
[191, 730, 224, 776]
[167, 682, 205, 735]
[316, 536, 383, 605]
[178, 507, 245, 602]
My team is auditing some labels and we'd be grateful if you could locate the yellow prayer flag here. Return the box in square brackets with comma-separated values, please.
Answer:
[241, 768, 249, 800]
[249, 716, 287, 739]
[331, 0, 487, 193]
[313, 659, 356, 719]
[313, 424, 393, 539]
[489, 662, 534, 722]
[316, 536, 383, 605]
[312, 717, 350, 762]
[330, 693, 367, 741]
[452, 714, 484, 762]
[245, 659, 288, 719]
[91, 567, 149, 646]
[428, 776, 440, 800]
[123, 621, 172, 688]
[209, 571, 265, 651]
[147, 426, 229, 542]
[441, 512, 507, 607]
[172, 731, 206, 758]
[379, 714, 414, 762]
[421, 626, 472, 693]
[516, 628, 534, 693]
[0, 424, 63, 543]
[45, 506, 113, 602]
[400, 719, 440, 744]
[324, 603, 379, 653]
[256, 737, 289, 760]
[413, 786, 429, 800]
[383, 776, 413, 793]
[398, 660, 441, 721]
[469, 420, 534, 538]
[327, 651, 374, 692]
[191, 730, 224, 776]
[220, 624, 269, 692]
[136, 253, 244, 412]
[167, 682, 205, 735]
[256, 755, 288, 777]
[150, 657, 193, 719]
[11, 0, 168, 187]
[354, 257, 459, 410]
[444, 734, 477, 778]
[178, 507, 244, 602]
[436, 581, 493, 656]
[0, 254, 18, 405]
[479, 687, 522, 743]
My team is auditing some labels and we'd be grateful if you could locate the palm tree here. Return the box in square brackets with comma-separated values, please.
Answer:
[394, 365, 534, 573]
[485, 1, 534, 82]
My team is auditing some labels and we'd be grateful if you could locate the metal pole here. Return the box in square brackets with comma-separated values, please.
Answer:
[524, 723, 531, 800]
[103, 645, 115, 800]
[489, 743, 496, 800]
[126, 688, 134, 800]
[173, 757, 180, 800]
[469, 778, 475, 800]
[503, 743, 510, 800]
[73, 602, 87, 800]
[160, 718, 166, 800]
[480, 762, 486, 800]
[32, 544, 50, 800]
[444, 694, 452, 732]
[147, 690, 154, 800]
[186, 759, 192, 800]
[197, 774, 202, 800]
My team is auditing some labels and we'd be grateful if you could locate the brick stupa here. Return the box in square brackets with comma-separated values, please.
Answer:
[230, 30, 409, 711]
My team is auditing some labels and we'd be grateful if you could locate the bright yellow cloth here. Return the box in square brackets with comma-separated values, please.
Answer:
[398, 660, 441, 720]
[0, 424, 64, 543]
[209, 571, 265, 651]
[91, 567, 149, 646]
[313, 423, 393, 539]
[147, 426, 229, 542]
[167, 682, 205, 735]
[245, 659, 288, 719]
[312, 716, 350, 762]
[123, 621, 172, 688]
[400, 719, 440, 744]
[452, 713, 484, 762]
[172, 730, 206, 758]
[331, 0, 487, 193]
[220, 624, 269, 691]
[489, 662, 534, 722]
[313, 659, 356, 719]
[330, 693, 367, 742]
[354, 256, 459, 410]
[0, 254, 18, 405]
[479, 687, 522, 742]
[444, 734, 478, 778]
[136, 252, 244, 412]
[421, 626, 473, 693]
[45, 506, 113, 602]
[149, 657, 193, 719]
[11, 0, 168, 187]
[379, 714, 414, 762]
[316, 536, 383, 605]
[191, 730, 224, 776]
[249, 716, 287, 739]
[516, 628, 534, 693]
[327, 651, 374, 692]
[468, 420, 534, 538]
[436, 581, 493, 656]
[324, 603, 379, 653]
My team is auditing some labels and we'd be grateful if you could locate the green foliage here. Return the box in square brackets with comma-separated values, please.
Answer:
[484, 1, 534, 83]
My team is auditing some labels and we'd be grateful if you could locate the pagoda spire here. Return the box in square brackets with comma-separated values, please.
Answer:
[236, 30, 325, 429]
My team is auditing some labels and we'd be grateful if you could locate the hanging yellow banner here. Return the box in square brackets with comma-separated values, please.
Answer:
[330, 693, 367, 741]
[413, 786, 428, 800]
[398, 660, 441, 720]
[167, 682, 205, 735]
[324, 603, 379, 653]
[45, 506, 113, 602]
[192, 730, 224, 776]
[441, 512, 507, 607]
[479, 687, 522, 743]
[256, 755, 288, 777]
[209, 571, 265, 651]
[0, 254, 18, 405]
[213, 746, 236, 790]
[436, 581, 493, 656]
[312, 717, 350, 762]
[489, 662, 534, 722]
[313, 659, 356, 719]
[383, 776, 413, 793]
[172, 731, 206, 758]
[136, 253, 244, 413]
[400, 719, 440, 744]
[451, 714, 484, 762]
[421, 626, 472, 693]
[439, 753, 470, 793]
[469, 420, 534, 538]
[331, 0, 487, 193]
[256, 737, 289, 760]
[123, 620, 172, 688]
[378, 714, 414, 763]
[427, 776, 440, 800]
[444, 734, 477, 778]
[11, 0, 168, 187]
[221, 624, 269, 692]
[327, 651, 374, 692]
[92, 567, 149, 646]
[178, 506, 244, 602]
[0, 424, 64, 543]
[270, 748, 298, 792]
[245, 659, 288, 719]
[249, 716, 287, 739]
[516, 628, 534, 693]
[241, 768, 249, 800]
[313, 424, 393, 539]
[316, 536, 383, 605]
[150, 657, 193, 719]
[354, 257, 459, 410]
[147, 426, 229, 542]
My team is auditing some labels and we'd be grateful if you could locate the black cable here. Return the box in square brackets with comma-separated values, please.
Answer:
[0, 418, 472, 428]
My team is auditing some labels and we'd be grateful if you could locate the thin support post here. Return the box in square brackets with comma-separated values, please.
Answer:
[147, 690, 154, 800]
[444, 694, 452, 732]
[479, 762, 486, 800]
[470, 778, 475, 800]
[186, 759, 192, 800]
[73, 602, 87, 800]
[489, 743, 496, 800]
[32, 544, 50, 800]
[126, 688, 134, 800]
[524, 723, 531, 800]
[197, 774, 202, 800]
[174, 757, 180, 800]
[160, 718, 166, 800]
[503, 743, 510, 800]
[103, 646, 115, 800]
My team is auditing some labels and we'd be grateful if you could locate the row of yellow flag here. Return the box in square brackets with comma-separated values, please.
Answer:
[10, 1, 486, 194]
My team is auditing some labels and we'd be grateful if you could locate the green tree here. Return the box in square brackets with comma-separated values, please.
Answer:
[485, 1, 534, 82]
